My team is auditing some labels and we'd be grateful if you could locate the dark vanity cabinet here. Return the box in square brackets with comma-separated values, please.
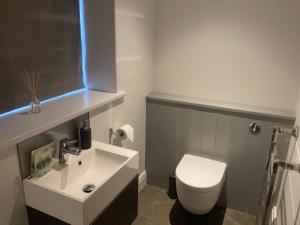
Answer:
[27, 175, 138, 225]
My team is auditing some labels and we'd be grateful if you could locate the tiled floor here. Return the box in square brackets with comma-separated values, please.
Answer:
[132, 185, 256, 225]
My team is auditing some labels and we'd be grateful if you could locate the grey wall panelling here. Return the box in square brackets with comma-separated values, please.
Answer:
[146, 103, 177, 188]
[145, 100, 293, 216]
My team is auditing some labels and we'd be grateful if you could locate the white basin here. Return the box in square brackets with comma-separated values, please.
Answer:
[23, 141, 139, 225]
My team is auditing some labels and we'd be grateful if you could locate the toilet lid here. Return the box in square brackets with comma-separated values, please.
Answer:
[176, 154, 227, 192]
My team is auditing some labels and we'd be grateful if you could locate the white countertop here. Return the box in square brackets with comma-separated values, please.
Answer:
[0, 90, 125, 150]
[147, 92, 295, 122]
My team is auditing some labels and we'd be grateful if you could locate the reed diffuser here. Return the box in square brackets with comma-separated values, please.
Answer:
[17, 69, 41, 114]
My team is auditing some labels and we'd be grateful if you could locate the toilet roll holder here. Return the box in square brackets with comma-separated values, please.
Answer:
[109, 128, 125, 137]
[109, 127, 129, 145]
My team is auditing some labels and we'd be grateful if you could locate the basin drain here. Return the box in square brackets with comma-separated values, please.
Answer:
[82, 184, 95, 193]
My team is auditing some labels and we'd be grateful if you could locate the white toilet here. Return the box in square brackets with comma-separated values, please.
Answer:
[176, 154, 227, 215]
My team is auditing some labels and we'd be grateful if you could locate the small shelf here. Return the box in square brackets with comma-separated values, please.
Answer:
[146, 92, 295, 122]
[0, 90, 126, 150]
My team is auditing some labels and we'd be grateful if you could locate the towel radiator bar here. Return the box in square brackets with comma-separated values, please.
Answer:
[262, 160, 300, 225]
[261, 126, 299, 225]
[265, 127, 299, 173]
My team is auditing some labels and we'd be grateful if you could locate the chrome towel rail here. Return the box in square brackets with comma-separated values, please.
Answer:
[265, 127, 299, 173]
[274, 161, 300, 174]
[261, 126, 299, 225]
[262, 160, 300, 225]
[276, 126, 299, 138]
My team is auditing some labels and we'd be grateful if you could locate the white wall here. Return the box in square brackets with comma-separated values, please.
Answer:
[90, 0, 155, 174]
[153, 0, 300, 111]
[0, 146, 28, 225]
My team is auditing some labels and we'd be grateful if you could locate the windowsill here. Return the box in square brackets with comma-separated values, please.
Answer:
[0, 90, 126, 150]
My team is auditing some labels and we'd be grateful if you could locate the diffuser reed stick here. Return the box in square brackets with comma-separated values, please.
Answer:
[17, 69, 42, 113]
[17, 69, 41, 99]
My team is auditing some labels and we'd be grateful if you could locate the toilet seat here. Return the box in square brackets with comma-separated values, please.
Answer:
[176, 154, 227, 193]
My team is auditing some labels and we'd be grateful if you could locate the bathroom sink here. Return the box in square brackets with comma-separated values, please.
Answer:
[23, 141, 139, 225]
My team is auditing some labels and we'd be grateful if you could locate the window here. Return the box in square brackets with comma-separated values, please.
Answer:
[0, 0, 84, 114]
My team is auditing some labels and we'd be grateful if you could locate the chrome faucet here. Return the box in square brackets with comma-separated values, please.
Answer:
[59, 139, 81, 164]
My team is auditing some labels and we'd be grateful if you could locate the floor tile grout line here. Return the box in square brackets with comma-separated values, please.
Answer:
[135, 185, 256, 225]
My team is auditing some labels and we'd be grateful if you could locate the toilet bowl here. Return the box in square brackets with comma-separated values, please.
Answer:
[176, 154, 227, 215]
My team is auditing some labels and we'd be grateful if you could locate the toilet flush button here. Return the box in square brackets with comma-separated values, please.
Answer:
[249, 123, 261, 135]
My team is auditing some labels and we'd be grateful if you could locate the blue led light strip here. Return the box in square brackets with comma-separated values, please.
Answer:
[79, 0, 88, 88]
[0, 2, 88, 118]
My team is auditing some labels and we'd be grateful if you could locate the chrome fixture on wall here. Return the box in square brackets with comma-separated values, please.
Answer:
[59, 138, 81, 164]
[249, 122, 261, 135]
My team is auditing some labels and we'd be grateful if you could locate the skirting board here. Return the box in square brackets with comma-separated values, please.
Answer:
[139, 170, 147, 193]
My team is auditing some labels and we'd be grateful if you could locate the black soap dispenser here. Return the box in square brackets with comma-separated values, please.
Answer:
[80, 120, 92, 150]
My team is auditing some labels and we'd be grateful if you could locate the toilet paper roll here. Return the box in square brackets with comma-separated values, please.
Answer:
[116, 124, 134, 142]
